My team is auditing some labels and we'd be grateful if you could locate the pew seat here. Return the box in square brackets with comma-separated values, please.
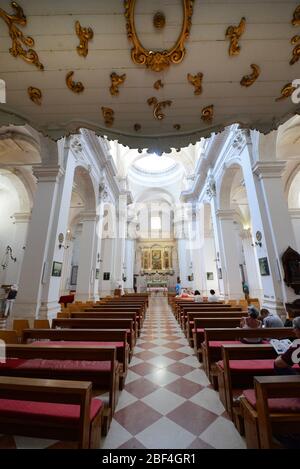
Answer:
[0, 376, 103, 448]
[239, 376, 300, 448]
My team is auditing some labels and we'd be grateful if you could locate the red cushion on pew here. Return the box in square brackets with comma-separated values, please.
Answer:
[209, 340, 242, 348]
[0, 359, 27, 369]
[17, 359, 111, 372]
[217, 359, 299, 372]
[32, 340, 124, 348]
[209, 340, 269, 348]
[243, 389, 300, 413]
[0, 398, 102, 423]
[192, 328, 204, 333]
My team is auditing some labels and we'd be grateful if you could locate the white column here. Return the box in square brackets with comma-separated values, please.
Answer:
[75, 212, 98, 301]
[99, 238, 115, 297]
[123, 238, 135, 292]
[252, 161, 298, 306]
[289, 209, 300, 253]
[59, 236, 74, 296]
[216, 210, 243, 300]
[210, 197, 227, 299]
[240, 229, 263, 301]
[5, 212, 31, 285]
[39, 155, 76, 318]
[204, 236, 219, 295]
[13, 166, 64, 320]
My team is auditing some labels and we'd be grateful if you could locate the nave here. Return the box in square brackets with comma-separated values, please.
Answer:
[0, 296, 245, 450]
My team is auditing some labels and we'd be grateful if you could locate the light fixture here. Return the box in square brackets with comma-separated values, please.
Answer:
[58, 233, 69, 250]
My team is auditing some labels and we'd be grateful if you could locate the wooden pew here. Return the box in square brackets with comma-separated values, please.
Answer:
[0, 344, 119, 435]
[192, 317, 244, 358]
[22, 328, 129, 389]
[174, 302, 229, 322]
[89, 304, 145, 322]
[217, 344, 278, 418]
[0, 376, 103, 448]
[73, 311, 140, 337]
[202, 327, 294, 386]
[178, 305, 242, 326]
[240, 376, 300, 449]
[186, 310, 247, 346]
[52, 318, 135, 355]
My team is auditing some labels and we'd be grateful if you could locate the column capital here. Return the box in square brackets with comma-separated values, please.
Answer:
[252, 161, 286, 179]
[33, 165, 64, 182]
[289, 208, 300, 219]
[13, 212, 31, 223]
[216, 209, 237, 220]
[80, 210, 98, 222]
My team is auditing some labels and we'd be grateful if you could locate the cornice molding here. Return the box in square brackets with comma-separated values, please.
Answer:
[32, 165, 64, 182]
[252, 160, 287, 178]
[216, 209, 238, 220]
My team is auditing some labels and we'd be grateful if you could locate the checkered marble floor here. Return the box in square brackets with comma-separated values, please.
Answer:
[0, 296, 246, 449]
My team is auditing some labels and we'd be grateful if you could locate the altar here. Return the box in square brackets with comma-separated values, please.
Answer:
[146, 274, 168, 295]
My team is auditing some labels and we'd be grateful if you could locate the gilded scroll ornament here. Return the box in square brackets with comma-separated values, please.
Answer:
[0, 1, 44, 70]
[292, 5, 300, 26]
[147, 97, 172, 120]
[75, 20, 93, 58]
[28, 86, 42, 105]
[110, 72, 126, 96]
[225, 17, 246, 56]
[201, 105, 214, 123]
[102, 107, 114, 127]
[153, 11, 166, 29]
[173, 124, 181, 130]
[66, 71, 84, 93]
[187, 72, 203, 95]
[154, 80, 164, 90]
[124, 0, 194, 72]
[275, 83, 296, 102]
[240, 64, 260, 87]
[290, 35, 300, 65]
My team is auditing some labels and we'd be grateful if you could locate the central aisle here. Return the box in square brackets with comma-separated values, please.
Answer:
[103, 295, 246, 449]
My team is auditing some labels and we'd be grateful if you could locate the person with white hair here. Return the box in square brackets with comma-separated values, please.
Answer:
[274, 317, 300, 374]
[4, 284, 18, 317]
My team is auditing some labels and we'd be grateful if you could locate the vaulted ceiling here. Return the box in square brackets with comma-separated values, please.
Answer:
[1, 0, 300, 153]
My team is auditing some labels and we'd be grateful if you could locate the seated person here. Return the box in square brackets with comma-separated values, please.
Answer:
[240, 306, 262, 343]
[194, 290, 203, 303]
[208, 289, 219, 302]
[260, 308, 284, 328]
[179, 289, 192, 298]
[274, 317, 300, 375]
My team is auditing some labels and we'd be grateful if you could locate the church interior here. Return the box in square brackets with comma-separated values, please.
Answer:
[0, 0, 299, 451]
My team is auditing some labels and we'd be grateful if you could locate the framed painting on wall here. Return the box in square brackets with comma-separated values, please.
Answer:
[103, 272, 110, 281]
[52, 261, 62, 277]
[207, 272, 214, 280]
[258, 257, 270, 276]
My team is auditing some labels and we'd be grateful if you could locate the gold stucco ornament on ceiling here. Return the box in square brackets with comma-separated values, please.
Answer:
[124, 0, 194, 72]
[75, 20, 94, 58]
[66, 71, 85, 93]
[201, 105, 214, 123]
[28, 87, 42, 105]
[225, 17, 246, 56]
[292, 5, 300, 26]
[153, 11, 166, 29]
[110, 72, 126, 96]
[147, 97, 172, 120]
[275, 83, 296, 102]
[240, 64, 260, 87]
[102, 107, 114, 127]
[290, 35, 300, 65]
[0, 1, 44, 70]
[187, 72, 203, 95]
